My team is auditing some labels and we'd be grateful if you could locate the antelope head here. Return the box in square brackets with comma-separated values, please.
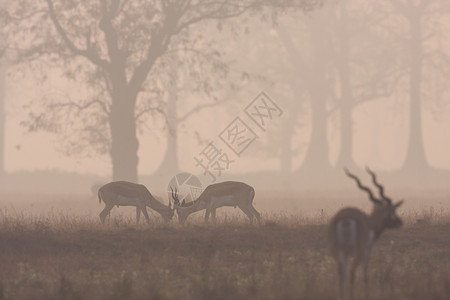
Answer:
[345, 167, 403, 231]
[170, 187, 188, 224]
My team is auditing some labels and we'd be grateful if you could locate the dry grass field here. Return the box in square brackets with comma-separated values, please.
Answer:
[0, 191, 449, 300]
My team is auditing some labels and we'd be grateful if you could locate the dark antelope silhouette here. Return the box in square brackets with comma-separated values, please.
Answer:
[170, 181, 261, 224]
[97, 181, 174, 224]
[328, 167, 403, 300]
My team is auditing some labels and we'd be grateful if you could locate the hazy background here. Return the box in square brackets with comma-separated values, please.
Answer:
[0, 0, 450, 217]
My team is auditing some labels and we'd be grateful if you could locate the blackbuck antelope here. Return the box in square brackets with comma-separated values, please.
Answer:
[97, 181, 174, 224]
[328, 167, 403, 300]
[170, 181, 261, 224]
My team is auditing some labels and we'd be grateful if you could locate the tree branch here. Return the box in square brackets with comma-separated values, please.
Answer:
[176, 1, 256, 34]
[48, 98, 108, 115]
[178, 98, 228, 123]
[46, 0, 109, 69]
[99, 0, 125, 68]
[327, 70, 406, 117]
[128, 3, 175, 92]
[135, 105, 166, 121]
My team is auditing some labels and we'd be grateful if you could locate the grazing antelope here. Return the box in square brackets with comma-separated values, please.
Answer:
[170, 181, 261, 224]
[328, 167, 403, 300]
[97, 181, 174, 224]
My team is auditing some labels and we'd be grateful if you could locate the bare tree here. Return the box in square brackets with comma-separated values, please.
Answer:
[276, 7, 334, 176]
[153, 46, 251, 176]
[331, 0, 403, 169]
[386, 0, 450, 172]
[276, 0, 448, 175]
[7, 0, 318, 182]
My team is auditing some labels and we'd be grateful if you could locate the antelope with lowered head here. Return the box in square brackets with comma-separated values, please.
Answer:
[328, 167, 403, 300]
[97, 181, 174, 224]
[170, 181, 260, 224]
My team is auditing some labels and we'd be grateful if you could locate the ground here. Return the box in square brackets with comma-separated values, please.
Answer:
[0, 191, 449, 299]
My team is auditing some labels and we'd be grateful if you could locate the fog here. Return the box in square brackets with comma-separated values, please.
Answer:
[1, 2, 450, 299]
[1, 0, 450, 214]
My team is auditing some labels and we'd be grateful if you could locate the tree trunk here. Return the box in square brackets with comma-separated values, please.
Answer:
[301, 83, 330, 173]
[402, 10, 428, 171]
[370, 110, 381, 165]
[300, 8, 332, 174]
[109, 88, 139, 182]
[154, 52, 179, 177]
[276, 16, 332, 175]
[280, 97, 300, 173]
[154, 92, 179, 176]
[335, 2, 355, 169]
[338, 101, 354, 168]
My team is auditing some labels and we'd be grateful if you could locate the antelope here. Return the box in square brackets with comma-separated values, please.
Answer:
[97, 181, 174, 224]
[170, 181, 261, 224]
[328, 167, 403, 300]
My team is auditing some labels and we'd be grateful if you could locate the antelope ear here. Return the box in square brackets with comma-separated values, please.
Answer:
[394, 200, 404, 209]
